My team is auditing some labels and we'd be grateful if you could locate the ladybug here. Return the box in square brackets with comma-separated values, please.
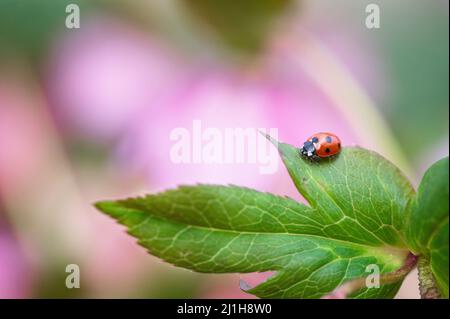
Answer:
[300, 132, 341, 160]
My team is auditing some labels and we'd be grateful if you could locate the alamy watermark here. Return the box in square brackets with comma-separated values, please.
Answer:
[65, 264, 80, 289]
[365, 4, 381, 29]
[65, 4, 80, 29]
[365, 264, 380, 288]
[169, 120, 279, 174]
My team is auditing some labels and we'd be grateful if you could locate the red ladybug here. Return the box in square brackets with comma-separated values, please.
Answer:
[300, 132, 341, 159]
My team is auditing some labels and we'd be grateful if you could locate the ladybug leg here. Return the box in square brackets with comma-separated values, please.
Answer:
[302, 153, 320, 163]
[299, 149, 318, 162]
[327, 154, 340, 162]
[311, 155, 321, 163]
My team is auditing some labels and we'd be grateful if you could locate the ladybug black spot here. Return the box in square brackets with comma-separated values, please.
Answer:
[338, 143, 341, 148]
[325, 136, 333, 143]
[312, 137, 319, 143]
[325, 148, 331, 153]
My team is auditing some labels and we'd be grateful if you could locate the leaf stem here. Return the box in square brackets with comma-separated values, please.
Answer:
[326, 252, 418, 299]
[417, 257, 441, 299]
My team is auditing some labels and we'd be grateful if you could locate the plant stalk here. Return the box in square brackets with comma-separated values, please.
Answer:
[417, 257, 441, 299]
[325, 252, 418, 299]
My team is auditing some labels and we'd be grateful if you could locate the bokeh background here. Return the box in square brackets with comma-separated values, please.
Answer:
[0, 0, 448, 298]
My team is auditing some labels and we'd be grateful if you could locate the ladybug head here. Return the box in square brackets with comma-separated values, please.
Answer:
[301, 141, 316, 158]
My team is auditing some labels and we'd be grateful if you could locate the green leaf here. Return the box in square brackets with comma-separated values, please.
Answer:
[406, 157, 449, 298]
[96, 138, 416, 298]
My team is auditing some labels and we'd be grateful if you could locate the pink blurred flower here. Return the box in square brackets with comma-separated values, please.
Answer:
[0, 226, 29, 298]
[0, 81, 47, 196]
[82, 209, 159, 297]
[46, 16, 186, 142]
[116, 69, 278, 191]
